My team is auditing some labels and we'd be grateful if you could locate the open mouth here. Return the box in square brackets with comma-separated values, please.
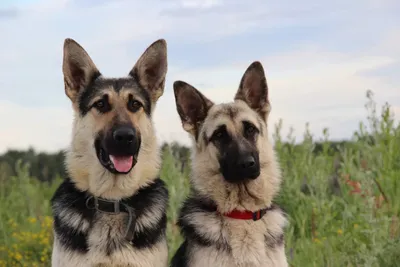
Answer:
[97, 146, 137, 175]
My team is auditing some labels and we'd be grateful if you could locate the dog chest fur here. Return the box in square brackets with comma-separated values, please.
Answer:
[189, 244, 287, 267]
[51, 178, 168, 267]
[171, 61, 289, 266]
[54, 38, 169, 266]
[52, 238, 167, 267]
[172, 196, 288, 267]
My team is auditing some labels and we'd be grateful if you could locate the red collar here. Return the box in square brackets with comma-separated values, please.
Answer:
[216, 207, 271, 221]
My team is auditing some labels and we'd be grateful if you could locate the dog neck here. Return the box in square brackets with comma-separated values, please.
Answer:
[85, 195, 136, 241]
[215, 205, 273, 221]
[189, 190, 274, 221]
[205, 200, 274, 221]
[85, 195, 132, 213]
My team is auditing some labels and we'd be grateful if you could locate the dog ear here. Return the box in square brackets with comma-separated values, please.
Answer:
[62, 38, 100, 102]
[234, 61, 270, 120]
[173, 81, 214, 137]
[130, 39, 168, 102]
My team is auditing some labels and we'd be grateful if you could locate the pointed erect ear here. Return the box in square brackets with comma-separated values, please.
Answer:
[173, 81, 214, 137]
[130, 39, 168, 102]
[62, 38, 100, 102]
[235, 61, 270, 120]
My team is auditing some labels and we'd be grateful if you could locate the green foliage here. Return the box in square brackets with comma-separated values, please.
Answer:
[274, 90, 400, 266]
[0, 90, 399, 266]
[0, 161, 61, 266]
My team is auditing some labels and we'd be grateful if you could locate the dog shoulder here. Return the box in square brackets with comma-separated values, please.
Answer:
[177, 196, 230, 251]
[51, 178, 93, 253]
[128, 178, 169, 249]
[263, 204, 288, 250]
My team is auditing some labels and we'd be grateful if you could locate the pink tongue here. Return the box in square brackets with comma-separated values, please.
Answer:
[109, 155, 133, 173]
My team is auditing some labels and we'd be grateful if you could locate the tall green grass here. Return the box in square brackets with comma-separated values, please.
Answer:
[0, 91, 399, 267]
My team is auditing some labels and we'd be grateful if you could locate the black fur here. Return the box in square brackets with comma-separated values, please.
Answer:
[212, 126, 260, 183]
[51, 177, 168, 254]
[131, 210, 167, 249]
[176, 194, 230, 252]
[94, 124, 142, 174]
[170, 241, 189, 267]
[265, 231, 284, 249]
[78, 77, 152, 116]
[171, 192, 285, 266]
[53, 215, 89, 253]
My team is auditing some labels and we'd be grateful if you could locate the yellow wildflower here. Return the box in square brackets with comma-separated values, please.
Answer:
[14, 252, 22, 261]
[28, 217, 37, 224]
[313, 238, 321, 243]
[337, 229, 343, 235]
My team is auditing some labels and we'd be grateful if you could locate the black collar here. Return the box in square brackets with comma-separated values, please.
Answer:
[85, 195, 136, 242]
[86, 196, 130, 214]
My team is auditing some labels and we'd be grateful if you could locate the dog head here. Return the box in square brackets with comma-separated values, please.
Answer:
[63, 38, 167, 199]
[174, 62, 281, 212]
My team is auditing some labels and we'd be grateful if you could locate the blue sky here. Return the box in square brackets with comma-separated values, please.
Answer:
[0, 0, 399, 152]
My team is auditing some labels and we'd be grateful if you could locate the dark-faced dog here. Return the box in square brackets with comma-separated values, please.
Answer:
[170, 61, 288, 267]
[51, 38, 169, 267]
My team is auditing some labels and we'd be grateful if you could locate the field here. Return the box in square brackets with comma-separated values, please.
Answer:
[0, 91, 399, 267]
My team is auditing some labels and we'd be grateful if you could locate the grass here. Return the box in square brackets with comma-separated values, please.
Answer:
[0, 91, 399, 267]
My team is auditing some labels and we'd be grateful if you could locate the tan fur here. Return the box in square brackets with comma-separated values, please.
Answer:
[65, 82, 161, 199]
[173, 61, 288, 266]
[187, 209, 287, 267]
[187, 101, 288, 266]
[65, 108, 160, 199]
[52, 38, 168, 267]
[52, 235, 167, 267]
[62, 38, 167, 200]
[191, 100, 280, 213]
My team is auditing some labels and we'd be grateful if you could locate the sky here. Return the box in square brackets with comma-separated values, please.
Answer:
[0, 0, 399, 153]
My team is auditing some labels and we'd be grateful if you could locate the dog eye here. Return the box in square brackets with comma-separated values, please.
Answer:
[214, 131, 223, 139]
[95, 100, 104, 109]
[243, 122, 258, 137]
[94, 99, 110, 113]
[128, 99, 142, 112]
[246, 125, 256, 135]
[211, 126, 228, 141]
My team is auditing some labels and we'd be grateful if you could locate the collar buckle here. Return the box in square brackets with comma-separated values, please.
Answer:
[85, 195, 136, 242]
[94, 197, 121, 214]
[252, 208, 267, 221]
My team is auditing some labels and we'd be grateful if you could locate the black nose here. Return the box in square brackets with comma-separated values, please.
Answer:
[238, 154, 259, 179]
[240, 155, 256, 169]
[113, 127, 135, 145]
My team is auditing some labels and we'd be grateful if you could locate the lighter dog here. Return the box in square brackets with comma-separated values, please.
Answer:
[171, 61, 289, 267]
